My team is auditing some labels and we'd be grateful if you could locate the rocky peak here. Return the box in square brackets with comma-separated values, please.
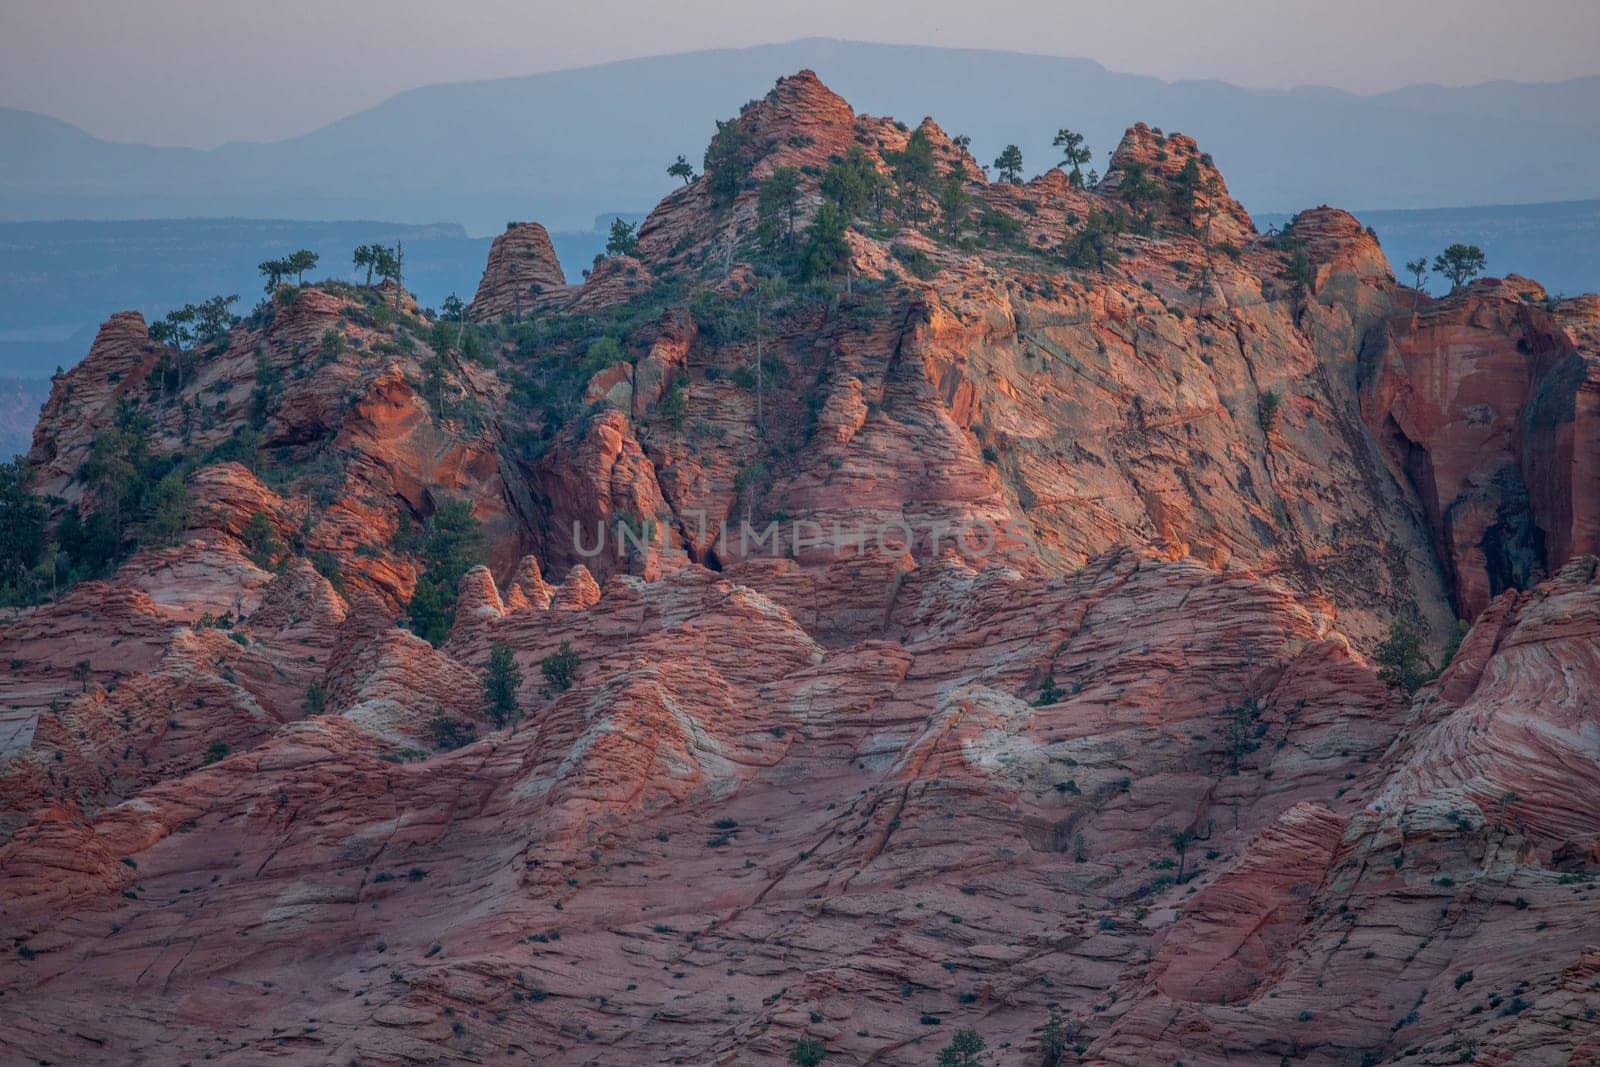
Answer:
[551, 563, 601, 610]
[1101, 122, 1254, 243]
[9, 71, 1600, 1067]
[907, 115, 985, 181]
[507, 553, 553, 611]
[28, 312, 155, 496]
[1284, 206, 1395, 289]
[636, 70, 906, 265]
[469, 220, 567, 320]
[265, 284, 350, 347]
[737, 69, 859, 175]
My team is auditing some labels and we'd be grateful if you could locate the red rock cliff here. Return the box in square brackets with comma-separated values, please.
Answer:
[2, 71, 1599, 1067]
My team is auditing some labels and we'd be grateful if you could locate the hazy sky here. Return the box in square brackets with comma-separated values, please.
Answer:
[4, 0, 1597, 147]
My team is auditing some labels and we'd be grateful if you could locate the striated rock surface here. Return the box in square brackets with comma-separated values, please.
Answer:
[27, 311, 155, 499]
[1101, 122, 1255, 247]
[1361, 279, 1600, 617]
[468, 220, 567, 319]
[3, 70, 1600, 1067]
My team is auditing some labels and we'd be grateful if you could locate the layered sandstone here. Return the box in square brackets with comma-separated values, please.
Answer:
[1361, 278, 1600, 617]
[468, 220, 568, 319]
[2, 70, 1599, 1067]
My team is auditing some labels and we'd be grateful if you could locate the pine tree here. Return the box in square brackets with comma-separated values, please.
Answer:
[605, 218, 638, 257]
[703, 118, 751, 205]
[800, 202, 850, 281]
[1405, 257, 1430, 307]
[353, 244, 380, 286]
[821, 145, 888, 221]
[140, 471, 190, 547]
[992, 144, 1024, 185]
[286, 249, 319, 284]
[405, 499, 486, 646]
[755, 167, 802, 253]
[258, 258, 290, 293]
[889, 128, 937, 222]
[1433, 244, 1486, 291]
[1375, 618, 1433, 694]
[1052, 128, 1092, 187]
[482, 640, 524, 728]
[936, 1027, 986, 1067]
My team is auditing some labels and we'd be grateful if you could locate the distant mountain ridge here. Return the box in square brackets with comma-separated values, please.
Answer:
[4, 38, 1599, 233]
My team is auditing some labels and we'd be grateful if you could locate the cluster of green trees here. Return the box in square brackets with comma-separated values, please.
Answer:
[675, 117, 1351, 286]
[1060, 208, 1126, 271]
[756, 166, 803, 254]
[148, 294, 240, 354]
[884, 128, 946, 227]
[402, 498, 487, 646]
[1168, 156, 1224, 234]
[0, 456, 49, 604]
[144, 293, 241, 397]
[687, 121, 1099, 201]
[70, 403, 194, 564]
[1405, 244, 1488, 295]
[1101, 153, 1223, 243]
[257, 249, 319, 292]
[352, 243, 403, 288]
[683, 119, 1009, 273]
[702, 117, 752, 205]
[441, 637, 578, 747]
[1, 401, 206, 604]
[990, 129, 1094, 188]
[667, 118, 1106, 282]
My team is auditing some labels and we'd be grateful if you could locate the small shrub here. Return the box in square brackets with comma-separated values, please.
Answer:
[429, 715, 476, 751]
[1375, 618, 1433, 695]
[891, 244, 939, 280]
[935, 1027, 984, 1066]
[788, 1036, 827, 1066]
[1033, 674, 1065, 706]
[1258, 390, 1281, 432]
[540, 641, 580, 693]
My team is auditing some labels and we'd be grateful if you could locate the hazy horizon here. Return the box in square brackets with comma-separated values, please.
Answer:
[4, 1, 1598, 148]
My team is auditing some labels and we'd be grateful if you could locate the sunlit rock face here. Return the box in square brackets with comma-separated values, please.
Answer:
[3, 71, 1600, 1067]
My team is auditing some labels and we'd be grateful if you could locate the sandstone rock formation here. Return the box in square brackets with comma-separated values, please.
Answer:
[468, 220, 568, 319]
[2, 71, 1599, 1067]
[1361, 277, 1600, 617]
